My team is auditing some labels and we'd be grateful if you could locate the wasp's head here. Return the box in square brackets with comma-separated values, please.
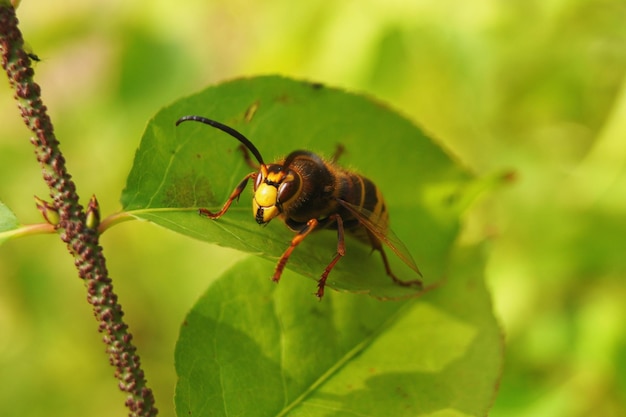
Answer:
[253, 164, 302, 224]
[175, 116, 305, 225]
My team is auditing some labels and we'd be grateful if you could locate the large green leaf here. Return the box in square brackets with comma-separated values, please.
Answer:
[175, 244, 501, 416]
[121, 75, 472, 298]
[0, 201, 20, 245]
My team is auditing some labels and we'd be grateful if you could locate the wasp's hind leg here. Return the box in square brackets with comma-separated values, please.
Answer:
[378, 246, 423, 289]
[198, 172, 255, 219]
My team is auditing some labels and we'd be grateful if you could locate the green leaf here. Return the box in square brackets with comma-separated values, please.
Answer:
[175, 244, 501, 416]
[121, 75, 473, 298]
[0, 201, 20, 244]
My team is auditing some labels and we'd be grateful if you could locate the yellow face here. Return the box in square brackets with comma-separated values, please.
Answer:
[252, 164, 301, 224]
[253, 182, 281, 223]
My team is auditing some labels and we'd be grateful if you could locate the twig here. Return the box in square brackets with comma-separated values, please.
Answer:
[0, 4, 157, 416]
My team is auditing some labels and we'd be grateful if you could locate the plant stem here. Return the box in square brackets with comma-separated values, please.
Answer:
[0, 4, 158, 416]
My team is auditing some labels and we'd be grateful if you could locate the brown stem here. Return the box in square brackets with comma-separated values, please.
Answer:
[0, 4, 157, 416]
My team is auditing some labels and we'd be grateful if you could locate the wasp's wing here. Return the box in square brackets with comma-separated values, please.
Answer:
[336, 199, 422, 276]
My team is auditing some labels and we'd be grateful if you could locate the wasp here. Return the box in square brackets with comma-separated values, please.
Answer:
[176, 115, 423, 298]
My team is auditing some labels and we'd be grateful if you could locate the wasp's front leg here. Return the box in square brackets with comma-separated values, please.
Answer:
[238, 144, 260, 170]
[199, 172, 256, 219]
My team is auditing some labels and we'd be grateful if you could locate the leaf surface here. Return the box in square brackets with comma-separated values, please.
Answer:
[0, 201, 20, 245]
[175, 245, 501, 416]
[121, 76, 473, 298]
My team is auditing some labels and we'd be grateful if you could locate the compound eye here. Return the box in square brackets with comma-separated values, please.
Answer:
[253, 171, 263, 191]
[277, 171, 301, 204]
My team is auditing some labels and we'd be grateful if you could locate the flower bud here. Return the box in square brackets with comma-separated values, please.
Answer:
[34, 195, 59, 226]
[86, 194, 100, 230]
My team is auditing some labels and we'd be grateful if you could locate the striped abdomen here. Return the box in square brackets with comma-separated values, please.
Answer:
[334, 171, 388, 246]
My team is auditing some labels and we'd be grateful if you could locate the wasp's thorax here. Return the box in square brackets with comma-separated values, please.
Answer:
[253, 164, 302, 224]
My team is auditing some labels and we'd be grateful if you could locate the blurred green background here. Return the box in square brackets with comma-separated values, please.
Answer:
[1, 0, 625, 416]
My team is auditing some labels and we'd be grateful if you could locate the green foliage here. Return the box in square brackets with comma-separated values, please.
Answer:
[2, 1, 624, 416]
[176, 246, 500, 417]
[120, 76, 501, 415]
[0, 200, 19, 244]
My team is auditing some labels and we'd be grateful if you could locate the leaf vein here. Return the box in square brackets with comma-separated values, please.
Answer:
[275, 301, 414, 416]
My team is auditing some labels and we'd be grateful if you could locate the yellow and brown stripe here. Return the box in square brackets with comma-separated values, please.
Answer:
[335, 170, 389, 240]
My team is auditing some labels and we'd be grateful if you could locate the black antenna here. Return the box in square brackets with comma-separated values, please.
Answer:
[176, 115, 265, 166]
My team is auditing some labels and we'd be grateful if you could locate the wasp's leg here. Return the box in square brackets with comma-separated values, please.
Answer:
[238, 144, 260, 170]
[273, 218, 320, 283]
[315, 214, 346, 299]
[199, 172, 255, 219]
[244, 101, 259, 123]
[378, 246, 423, 289]
[330, 144, 346, 164]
